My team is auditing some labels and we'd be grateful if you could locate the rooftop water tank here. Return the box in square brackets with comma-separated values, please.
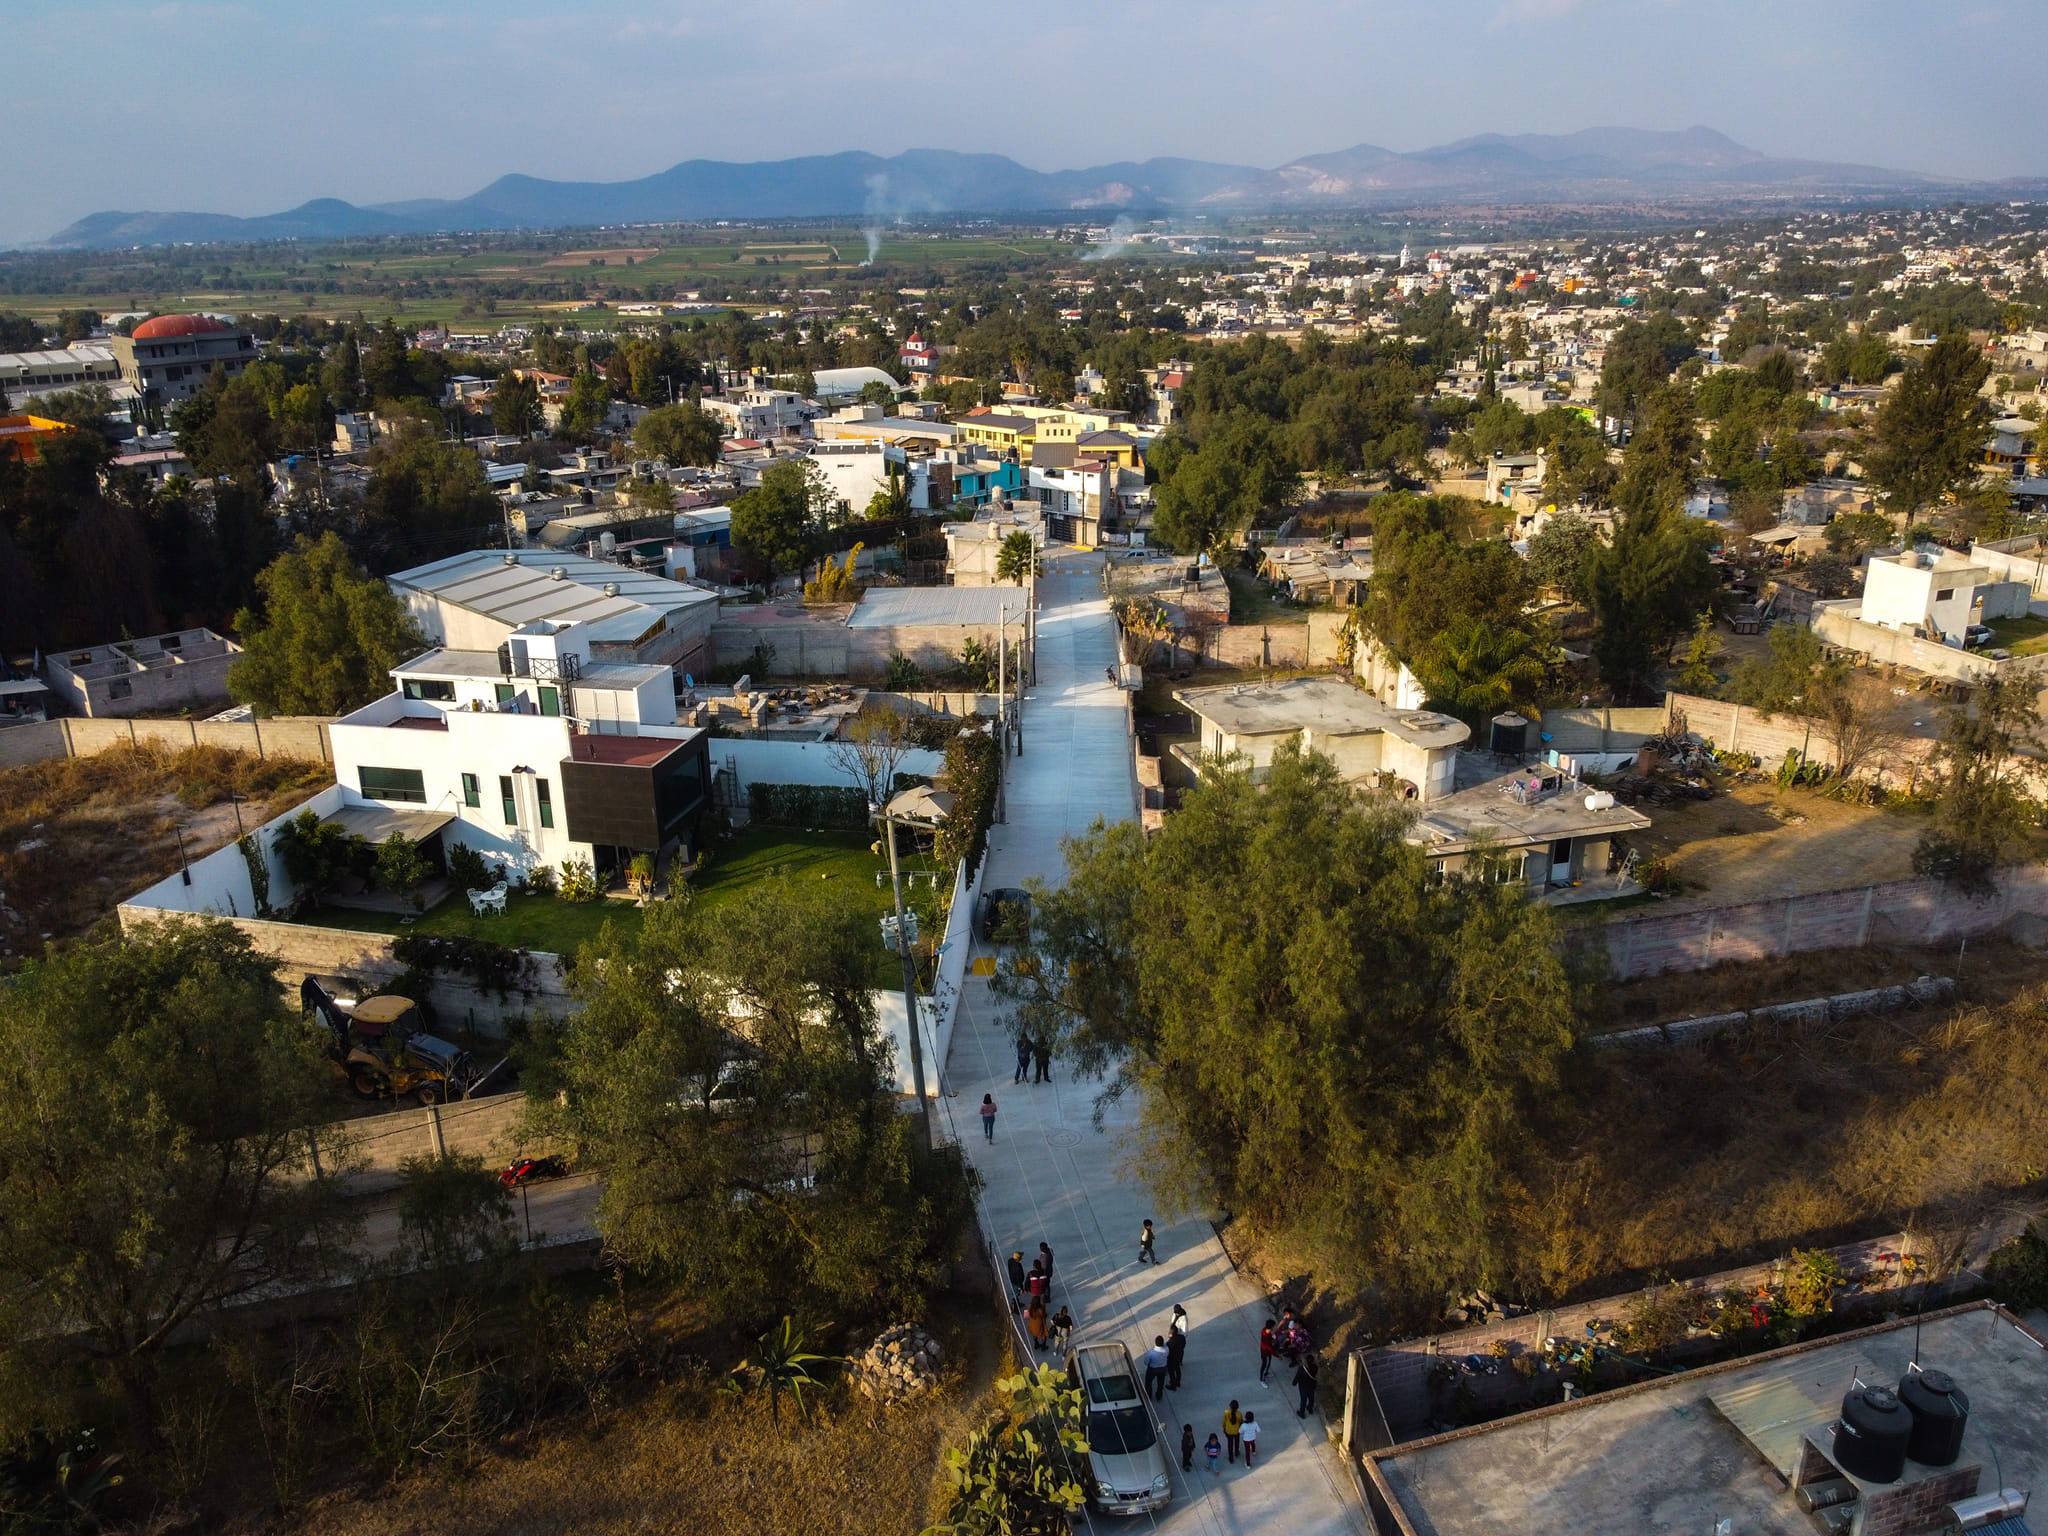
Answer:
[1896, 1368, 1968, 1466]
[1835, 1386, 1912, 1483]
[1489, 713, 1528, 755]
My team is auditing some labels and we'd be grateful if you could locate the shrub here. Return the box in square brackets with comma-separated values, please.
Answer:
[883, 650, 921, 691]
[937, 728, 999, 872]
[1987, 1223, 2048, 1311]
[744, 782, 869, 828]
[447, 841, 492, 891]
[522, 864, 556, 897]
[559, 856, 600, 902]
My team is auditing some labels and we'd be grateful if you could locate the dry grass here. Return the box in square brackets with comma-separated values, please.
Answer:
[0, 743, 330, 961]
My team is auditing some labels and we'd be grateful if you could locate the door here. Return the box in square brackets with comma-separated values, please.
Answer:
[1549, 839, 1573, 885]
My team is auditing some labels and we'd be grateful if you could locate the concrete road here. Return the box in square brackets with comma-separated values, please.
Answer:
[943, 563, 1366, 1536]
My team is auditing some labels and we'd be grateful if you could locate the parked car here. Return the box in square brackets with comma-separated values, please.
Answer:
[1065, 1342, 1172, 1516]
[977, 887, 1031, 942]
[1965, 624, 1995, 649]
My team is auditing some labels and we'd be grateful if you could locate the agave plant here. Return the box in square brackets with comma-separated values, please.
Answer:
[726, 1316, 840, 1423]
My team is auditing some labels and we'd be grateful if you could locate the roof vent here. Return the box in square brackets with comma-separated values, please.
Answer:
[603, 582, 619, 597]
[502, 552, 517, 566]
[549, 567, 566, 581]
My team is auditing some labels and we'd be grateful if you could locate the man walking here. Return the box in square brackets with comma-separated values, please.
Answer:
[1031, 1034, 1051, 1084]
[1143, 1336, 1170, 1401]
[1006, 1251, 1027, 1313]
[1138, 1219, 1157, 1265]
[1013, 1033, 1032, 1085]
[1293, 1352, 1320, 1420]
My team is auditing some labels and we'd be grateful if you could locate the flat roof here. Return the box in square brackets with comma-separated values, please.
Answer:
[847, 587, 1031, 629]
[1411, 761, 1652, 853]
[324, 805, 456, 844]
[1176, 677, 1470, 751]
[566, 731, 699, 766]
[960, 413, 1034, 433]
[388, 550, 715, 647]
[1371, 1305, 2048, 1536]
[395, 648, 672, 691]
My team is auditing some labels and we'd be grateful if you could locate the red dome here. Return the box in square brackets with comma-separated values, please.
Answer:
[131, 313, 231, 339]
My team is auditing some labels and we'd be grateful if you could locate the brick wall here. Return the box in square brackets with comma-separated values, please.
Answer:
[1859, 1463, 1980, 1536]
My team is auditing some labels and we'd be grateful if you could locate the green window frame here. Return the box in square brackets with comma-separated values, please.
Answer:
[495, 683, 516, 706]
[539, 686, 561, 717]
[499, 775, 517, 825]
[536, 778, 555, 829]
[358, 766, 426, 804]
[461, 772, 480, 809]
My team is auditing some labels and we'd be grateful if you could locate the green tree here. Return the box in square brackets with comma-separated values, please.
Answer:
[228, 532, 429, 715]
[992, 743, 1578, 1298]
[1866, 334, 1992, 521]
[1598, 315, 1694, 425]
[925, 1365, 1090, 1536]
[1582, 507, 1717, 701]
[730, 457, 828, 575]
[1671, 613, 1722, 695]
[1413, 616, 1549, 729]
[1824, 510, 1896, 560]
[634, 402, 722, 466]
[1613, 384, 1702, 519]
[556, 369, 612, 441]
[361, 427, 501, 549]
[1363, 495, 1537, 667]
[1913, 676, 2041, 895]
[322, 330, 363, 412]
[1525, 510, 1603, 603]
[492, 370, 541, 437]
[996, 530, 1036, 585]
[0, 920, 343, 1429]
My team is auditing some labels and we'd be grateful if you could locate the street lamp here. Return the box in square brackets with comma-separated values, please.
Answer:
[875, 783, 955, 1150]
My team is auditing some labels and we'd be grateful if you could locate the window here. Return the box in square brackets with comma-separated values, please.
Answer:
[359, 766, 427, 804]
[1934, 588, 1954, 601]
[499, 775, 517, 825]
[536, 778, 555, 829]
[107, 678, 132, 700]
[495, 683, 516, 706]
[538, 686, 561, 717]
[461, 772, 480, 809]
[404, 677, 455, 701]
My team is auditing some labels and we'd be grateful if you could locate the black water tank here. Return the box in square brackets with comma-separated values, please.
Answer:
[1489, 712, 1528, 755]
[1896, 1368, 1969, 1466]
[1836, 1386, 1912, 1483]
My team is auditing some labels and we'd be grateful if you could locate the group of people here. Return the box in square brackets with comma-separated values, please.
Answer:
[1006, 1244, 1073, 1354]
[1139, 1305, 1190, 1398]
[1011, 1032, 1053, 1085]
[1184, 1401, 1262, 1473]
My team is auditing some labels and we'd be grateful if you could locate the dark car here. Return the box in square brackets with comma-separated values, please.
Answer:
[976, 887, 1031, 942]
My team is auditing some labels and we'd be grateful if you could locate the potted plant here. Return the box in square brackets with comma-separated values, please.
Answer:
[628, 852, 656, 897]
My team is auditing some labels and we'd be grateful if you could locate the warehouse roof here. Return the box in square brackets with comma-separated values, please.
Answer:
[388, 550, 714, 647]
[846, 587, 1031, 629]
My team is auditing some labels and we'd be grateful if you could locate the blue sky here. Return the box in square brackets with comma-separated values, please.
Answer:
[5, 0, 2043, 246]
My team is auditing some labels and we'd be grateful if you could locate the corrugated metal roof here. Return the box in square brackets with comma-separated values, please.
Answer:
[847, 587, 1031, 629]
[391, 551, 713, 646]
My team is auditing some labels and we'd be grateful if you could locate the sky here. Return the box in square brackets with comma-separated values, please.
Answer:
[5, 0, 2045, 247]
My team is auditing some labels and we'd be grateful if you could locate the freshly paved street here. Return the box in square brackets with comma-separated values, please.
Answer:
[941, 560, 1366, 1536]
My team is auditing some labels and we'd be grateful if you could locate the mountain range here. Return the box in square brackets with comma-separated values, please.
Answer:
[41, 127, 2021, 249]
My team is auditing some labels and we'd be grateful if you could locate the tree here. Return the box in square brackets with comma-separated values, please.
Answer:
[925, 1365, 1090, 1536]
[730, 457, 828, 575]
[556, 369, 612, 441]
[1825, 510, 1896, 560]
[1598, 315, 1694, 425]
[492, 371, 541, 437]
[1728, 625, 1909, 788]
[1525, 510, 1603, 603]
[828, 704, 912, 813]
[0, 920, 344, 1429]
[996, 530, 1035, 585]
[1613, 384, 1701, 519]
[1913, 676, 2041, 895]
[863, 461, 910, 521]
[1413, 616, 1549, 729]
[1866, 334, 1992, 521]
[634, 402, 722, 466]
[1671, 613, 1722, 695]
[803, 542, 863, 603]
[228, 532, 429, 715]
[1582, 507, 1718, 701]
[991, 743, 1578, 1298]
[1363, 495, 1538, 667]
[361, 427, 501, 553]
[274, 808, 358, 906]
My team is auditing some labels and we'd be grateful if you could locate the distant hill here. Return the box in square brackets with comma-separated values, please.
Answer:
[36, 128, 1999, 249]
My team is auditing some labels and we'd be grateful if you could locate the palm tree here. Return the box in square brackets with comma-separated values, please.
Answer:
[996, 531, 1036, 585]
[1415, 617, 1548, 730]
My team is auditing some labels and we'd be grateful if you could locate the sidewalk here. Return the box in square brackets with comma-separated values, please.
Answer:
[943, 564, 1365, 1536]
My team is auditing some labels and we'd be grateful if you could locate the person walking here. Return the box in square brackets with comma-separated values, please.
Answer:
[1013, 1034, 1032, 1084]
[1143, 1336, 1169, 1401]
[980, 1093, 997, 1142]
[1293, 1351, 1321, 1419]
[1038, 1242, 1055, 1293]
[1180, 1423, 1195, 1473]
[1049, 1305, 1074, 1353]
[1006, 1251, 1027, 1312]
[1204, 1431, 1222, 1475]
[1031, 1035, 1051, 1084]
[1222, 1400, 1243, 1463]
[1026, 1261, 1049, 1308]
[1138, 1219, 1157, 1265]
[1240, 1409, 1259, 1468]
[1165, 1321, 1187, 1391]
[1258, 1319, 1276, 1385]
[1027, 1294, 1049, 1352]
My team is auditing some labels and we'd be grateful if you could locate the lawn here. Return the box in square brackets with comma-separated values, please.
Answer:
[305, 826, 954, 986]
[1224, 569, 1312, 625]
[1985, 612, 2048, 656]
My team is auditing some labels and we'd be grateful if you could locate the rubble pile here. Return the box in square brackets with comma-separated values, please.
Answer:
[849, 1323, 943, 1404]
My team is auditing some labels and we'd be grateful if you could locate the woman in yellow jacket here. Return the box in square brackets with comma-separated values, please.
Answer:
[1222, 1400, 1243, 1464]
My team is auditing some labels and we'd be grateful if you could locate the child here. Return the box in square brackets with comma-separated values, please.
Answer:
[1138, 1218, 1156, 1265]
[1241, 1409, 1259, 1468]
[1223, 1399, 1243, 1463]
[1180, 1423, 1195, 1472]
[1204, 1432, 1222, 1475]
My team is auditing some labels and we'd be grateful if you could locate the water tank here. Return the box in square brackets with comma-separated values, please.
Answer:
[1896, 1368, 1968, 1466]
[1584, 791, 1617, 811]
[600, 530, 617, 556]
[1835, 1386, 1912, 1483]
[1489, 713, 1528, 755]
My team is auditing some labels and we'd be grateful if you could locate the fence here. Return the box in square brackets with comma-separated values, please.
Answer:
[306, 1092, 537, 1195]
[1593, 866, 2048, 981]
[0, 714, 336, 770]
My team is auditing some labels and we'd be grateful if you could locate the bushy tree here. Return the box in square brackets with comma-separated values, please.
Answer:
[492, 370, 541, 437]
[555, 368, 612, 441]
[229, 532, 428, 715]
[1914, 676, 2041, 895]
[730, 457, 829, 575]
[1866, 334, 1992, 521]
[1363, 495, 1536, 666]
[361, 427, 501, 554]
[634, 402, 722, 466]
[1582, 506, 1718, 701]
[1525, 510, 1603, 603]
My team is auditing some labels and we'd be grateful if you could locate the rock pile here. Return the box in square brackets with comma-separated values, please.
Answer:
[850, 1323, 943, 1404]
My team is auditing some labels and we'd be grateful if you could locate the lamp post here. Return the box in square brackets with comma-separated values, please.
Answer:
[876, 784, 955, 1151]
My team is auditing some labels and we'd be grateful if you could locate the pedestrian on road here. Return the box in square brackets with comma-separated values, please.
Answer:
[1105, 666, 1116, 684]
[1180, 1423, 1195, 1472]
[1027, 1261, 1048, 1307]
[1143, 1336, 1169, 1401]
[1168, 1303, 1188, 1341]
[1050, 1305, 1074, 1353]
[1032, 1035, 1051, 1083]
[1258, 1320, 1276, 1384]
[1204, 1432, 1221, 1475]
[1006, 1251, 1027, 1311]
[980, 1093, 997, 1142]
[1293, 1352, 1321, 1419]
[1138, 1219, 1157, 1264]
[1013, 1034, 1031, 1084]
[1223, 1400, 1243, 1463]
[1165, 1325, 1186, 1390]
[1038, 1242, 1055, 1292]
[1241, 1410, 1259, 1468]
[1027, 1295, 1049, 1351]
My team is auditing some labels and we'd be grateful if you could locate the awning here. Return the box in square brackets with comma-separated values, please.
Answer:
[322, 806, 456, 844]
[1749, 527, 1807, 545]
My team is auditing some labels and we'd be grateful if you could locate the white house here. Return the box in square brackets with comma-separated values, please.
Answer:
[1857, 547, 2030, 645]
[327, 618, 711, 885]
[1174, 677, 1469, 802]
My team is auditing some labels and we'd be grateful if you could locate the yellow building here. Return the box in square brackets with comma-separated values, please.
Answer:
[0, 413, 77, 464]
[957, 411, 1036, 463]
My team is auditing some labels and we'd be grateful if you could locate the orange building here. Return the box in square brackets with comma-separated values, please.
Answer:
[0, 413, 77, 464]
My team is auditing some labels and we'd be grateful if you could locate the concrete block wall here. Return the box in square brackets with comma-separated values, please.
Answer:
[0, 714, 335, 771]
[309, 1092, 539, 1194]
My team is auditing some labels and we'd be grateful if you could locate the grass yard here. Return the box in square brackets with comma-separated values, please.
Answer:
[313, 890, 640, 954]
[1985, 611, 2048, 656]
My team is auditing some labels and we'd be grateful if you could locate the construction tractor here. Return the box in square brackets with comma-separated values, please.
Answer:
[301, 978, 498, 1105]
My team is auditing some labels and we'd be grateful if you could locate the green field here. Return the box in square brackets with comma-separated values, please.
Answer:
[1986, 612, 2048, 656]
[308, 825, 953, 989]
